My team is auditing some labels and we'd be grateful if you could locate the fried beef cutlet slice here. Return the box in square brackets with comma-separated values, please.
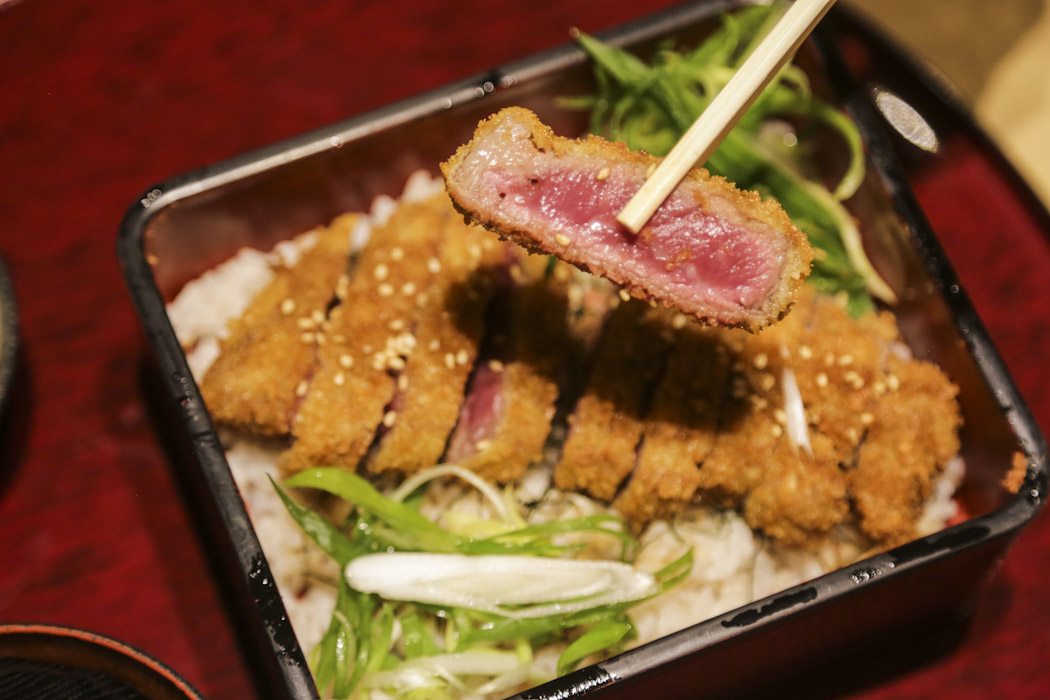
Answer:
[848, 346, 962, 545]
[367, 215, 507, 474]
[443, 254, 575, 483]
[553, 300, 676, 501]
[687, 288, 960, 547]
[613, 322, 731, 526]
[279, 196, 447, 475]
[441, 107, 813, 331]
[200, 216, 355, 436]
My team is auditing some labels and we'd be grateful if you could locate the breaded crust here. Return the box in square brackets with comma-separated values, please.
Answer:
[614, 322, 730, 527]
[200, 216, 354, 436]
[441, 107, 813, 332]
[553, 300, 675, 501]
[280, 196, 448, 475]
[368, 215, 506, 474]
[447, 254, 574, 483]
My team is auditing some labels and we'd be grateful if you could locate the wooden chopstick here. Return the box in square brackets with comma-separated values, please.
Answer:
[616, 0, 837, 233]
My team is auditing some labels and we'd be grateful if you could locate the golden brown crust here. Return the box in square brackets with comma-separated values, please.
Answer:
[554, 301, 675, 501]
[614, 323, 730, 527]
[441, 107, 812, 332]
[280, 197, 448, 475]
[612, 286, 961, 548]
[368, 216, 506, 474]
[200, 217, 354, 436]
[453, 255, 573, 483]
[1002, 452, 1028, 494]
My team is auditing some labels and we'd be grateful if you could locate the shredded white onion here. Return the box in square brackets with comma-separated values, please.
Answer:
[389, 463, 519, 526]
[363, 650, 524, 693]
[781, 366, 813, 457]
[345, 553, 657, 619]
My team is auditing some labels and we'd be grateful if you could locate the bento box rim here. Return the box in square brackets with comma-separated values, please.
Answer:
[115, 1, 1049, 698]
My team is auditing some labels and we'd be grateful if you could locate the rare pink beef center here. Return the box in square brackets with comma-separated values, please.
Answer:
[479, 162, 781, 312]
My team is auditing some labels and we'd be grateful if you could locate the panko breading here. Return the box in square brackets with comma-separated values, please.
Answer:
[200, 216, 355, 436]
[553, 300, 675, 501]
[445, 254, 575, 483]
[614, 322, 730, 526]
[693, 287, 960, 547]
[368, 215, 506, 474]
[849, 354, 961, 544]
[280, 196, 447, 475]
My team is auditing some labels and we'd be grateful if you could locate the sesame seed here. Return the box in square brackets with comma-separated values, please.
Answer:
[475, 439, 492, 451]
[339, 354, 353, 368]
[824, 353, 836, 366]
[398, 374, 409, 391]
[334, 371, 345, 386]
[428, 339, 441, 351]
[416, 293, 428, 307]
[456, 349, 469, 366]
[390, 247, 404, 261]
[316, 332, 326, 345]
[773, 408, 787, 425]
[297, 317, 315, 329]
[311, 309, 325, 325]
[838, 354, 854, 366]
[816, 372, 828, 388]
[761, 373, 776, 391]
[428, 258, 441, 274]
[798, 345, 812, 360]
[555, 233, 572, 246]
[886, 374, 900, 391]
[401, 282, 417, 296]
[372, 355, 386, 371]
[618, 289, 631, 303]
[388, 319, 405, 332]
[873, 380, 886, 395]
[444, 353, 456, 369]
[336, 275, 350, 300]
[771, 424, 784, 438]
[388, 356, 406, 371]
[300, 332, 315, 343]
[280, 298, 296, 315]
[374, 263, 389, 281]
[363, 345, 373, 354]
[488, 359, 505, 373]
[847, 427, 859, 442]
[295, 380, 309, 397]
[860, 412, 874, 425]
[378, 283, 394, 297]
[595, 167, 610, 181]
[672, 314, 688, 330]
[844, 370, 864, 389]
[382, 411, 398, 428]
[753, 353, 769, 370]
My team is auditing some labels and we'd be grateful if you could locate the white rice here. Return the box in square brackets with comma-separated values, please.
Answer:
[168, 171, 964, 685]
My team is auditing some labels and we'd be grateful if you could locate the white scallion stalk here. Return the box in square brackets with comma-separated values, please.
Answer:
[345, 553, 657, 619]
[389, 463, 520, 527]
[781, 366, 813, 458]
[362, 650, 525, 693]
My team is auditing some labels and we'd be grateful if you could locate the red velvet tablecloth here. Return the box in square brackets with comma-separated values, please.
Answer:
[1, 1, 1047, 698]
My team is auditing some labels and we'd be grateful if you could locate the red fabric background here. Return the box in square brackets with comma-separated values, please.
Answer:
[1, 1, 1047, 698]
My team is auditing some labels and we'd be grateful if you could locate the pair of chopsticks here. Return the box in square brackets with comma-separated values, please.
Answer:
[617, 0, 837, 233]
